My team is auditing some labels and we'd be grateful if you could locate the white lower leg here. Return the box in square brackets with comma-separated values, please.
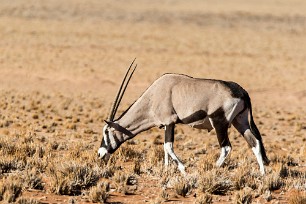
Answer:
[164, 143, 169, 166]
[164, 142, 186, 174]
[252, 140, 265, 175]
[216, 146, 231, 167]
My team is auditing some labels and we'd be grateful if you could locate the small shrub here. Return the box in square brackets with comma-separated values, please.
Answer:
[277, 163, 289, 178]
[133, 159, 141, 175]
[25, 157, 48, 173]
[88, 181, 110, 203]
[101, 165, 115, 178]
[0, 175, 23, 203]
[198, 154, 215, 172]
[199, 170, 233, 195]
[207, 180, 232, 195]
[234, 188, 252, 204]
[113, 171, 127, 184]
[173, 177, 192, 197]
[116, 145, 143, 161]
[263, 190, 273, 202]
[160, 189, 170, 201]
[263, 172, 283, 191]
[49, 162, 100, 195]
[232, 168, 258, 190]
[113, 172, 138, 195]
[147, 146, 164, 166]
[22, 169, 44, 190]
[233, 173, 247, 190]
[0, 157, 19, 173]
[19, 143, 37, 157]
[195, 193, 213, 204]
[0, 139, 17, 155]
[34, 146, 45, 158]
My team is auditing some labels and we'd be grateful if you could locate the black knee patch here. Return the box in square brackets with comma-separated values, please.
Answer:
[165, 124, 174, 143]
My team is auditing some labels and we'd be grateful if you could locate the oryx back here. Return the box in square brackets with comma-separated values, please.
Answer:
[146, 74, 246, 130]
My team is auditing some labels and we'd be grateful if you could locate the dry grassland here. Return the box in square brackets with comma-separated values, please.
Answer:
[0, 0, 305, 203]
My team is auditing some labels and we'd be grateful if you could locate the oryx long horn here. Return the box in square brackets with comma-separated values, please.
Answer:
[112, 64, 137, 119]
[108, 58, 137, 121]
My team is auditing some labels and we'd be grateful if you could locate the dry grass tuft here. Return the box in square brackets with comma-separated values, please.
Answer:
[88, 181, 110, 203]
[262, 171, 284, 191]
[198, 154, 216, 172]
[115, 144, 143, 162]
[173, 177, 193, 197]
[113, 171, 127, 184]
[100, 164, 116, 179]
[0, 156, 22, 173]
[195, 193, 213, 204]
[0, 175, 23, 203]
[234, 188, 253, 204]
[147, 145, 164, 166]
[160, 189, 170, 201]
[232, 166, 258, 190]
[133, 159, 141, 175]
[198, 170, 233, 195]
[113, 171, 138, 195]
[22, 169, 44, 190]
[48, 162, 100, 195]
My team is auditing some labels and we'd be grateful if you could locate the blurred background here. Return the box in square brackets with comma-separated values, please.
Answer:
[1, 0, 305, 103]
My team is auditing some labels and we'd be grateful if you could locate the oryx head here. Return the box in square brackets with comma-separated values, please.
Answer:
[98, 59, 137, 162]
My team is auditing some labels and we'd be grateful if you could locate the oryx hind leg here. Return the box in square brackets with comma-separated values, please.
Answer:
[209, 108, 232, 168]
[164, 124, 186, 175]
[232, 110, 265, 175]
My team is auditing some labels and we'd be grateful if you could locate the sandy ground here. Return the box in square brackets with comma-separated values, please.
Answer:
[0, 0, 305, 203]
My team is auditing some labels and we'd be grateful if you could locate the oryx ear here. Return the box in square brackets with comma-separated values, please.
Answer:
[104, 120, 115, 128]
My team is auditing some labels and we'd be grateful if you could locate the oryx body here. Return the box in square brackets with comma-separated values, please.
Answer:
[98, 62, 269, 175]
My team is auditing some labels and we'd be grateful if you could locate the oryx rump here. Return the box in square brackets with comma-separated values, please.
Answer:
[98, 60, 269, 175]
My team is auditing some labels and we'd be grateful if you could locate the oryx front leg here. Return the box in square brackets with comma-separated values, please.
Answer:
[210, 116, 232, 168]
[164, 124, 186, 175]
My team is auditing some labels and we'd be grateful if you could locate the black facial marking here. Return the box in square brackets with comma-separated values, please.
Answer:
[106, 133, 111, 148]
[101, 128, 108, 148]
[180, 110, 207, 124]
[112, 132, 121, 145]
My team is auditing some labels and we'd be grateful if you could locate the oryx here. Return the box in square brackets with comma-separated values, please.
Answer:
[98, 60, 269, 175]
